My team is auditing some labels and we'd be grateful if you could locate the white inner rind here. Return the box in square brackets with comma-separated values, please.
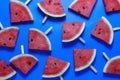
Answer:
[69, 0, 78, 8]
[42, 62, 70, 78]
[30, 28, 52, 50]
[62, 22, 85, 42]
[37, 3, 66, 17]
[11, 0, 33, 20]
[118, 0, 120, 3]
[75, 49, 96, 72]
[0, 69, 16, 80]
[101, 16, 114, 45]
[10, 54, 38, 62]
[0, 27, 19, 33]
[103, 56, 120, 73]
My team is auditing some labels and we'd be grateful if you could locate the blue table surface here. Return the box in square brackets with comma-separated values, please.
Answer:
[0, 0, 120, 80]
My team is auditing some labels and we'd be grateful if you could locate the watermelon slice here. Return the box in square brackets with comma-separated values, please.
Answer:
[10, 54, 38, 74]
[103, 56, 120, 75]
[37, 0, 65, 17]
[0, 27, 19, 48]
[74, 49, 96, 72]
[0, 59, 16, 80]
[69, 0, 96, 18]
[43, 56, 70, 78]
[10, 0, 33, 23]
[91, 16, 114, 45]
[62, 22, 85, 42]
[29, 28, 51, 51]
[103, 0, 120, 13]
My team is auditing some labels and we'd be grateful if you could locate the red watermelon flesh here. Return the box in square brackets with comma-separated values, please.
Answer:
[10, 54, 38, 74]
[91, 16, 113, 45]
[43, 56, 70, 78]
[0, 59, 16, 80]
[69, 0, 96, 18]
[103, 56, 120, 75]
[74, 49, 96, 72]
[10, 0, 33, 23]
[62, 22, 85, 42]
[37, 0, 65, 17]
[0, 27, 19, 48]
[29, 28, 51, 51]
[103, 0, 120, 13]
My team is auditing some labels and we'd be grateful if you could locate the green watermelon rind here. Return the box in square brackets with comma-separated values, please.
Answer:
[10, 54, 38, 62]
[75, 49, 96, 72]
[62, 22, 85, 42]
[69, 0, 78, 8]
[42, 62, 70, 78]
[0, 70, 16, 80]
[11, 0, 34, 21]
[103, 56, 120, 74]
[0, 27, 19, 33]
[101, 16, 114, 45]
[29, 28, 52, 51]
[37, 3, 66, 18]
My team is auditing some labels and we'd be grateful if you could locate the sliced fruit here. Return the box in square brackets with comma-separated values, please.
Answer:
[69, 0, 96, 18]
[10, 54, 38, 75]
[103, 56, 120, 75]
[10, 0, 33, 23]
[43, 56, 70, 78]
[103, 0, 120, 13]
[29, 28, 51, 51]
[0, 59, 16, 80]
[91, 16, 113, 45]
[62, 22, 85, 42]
[0, 27, 19, 48]
[74, 49, 96, 72]
[37, 0, 65, 17]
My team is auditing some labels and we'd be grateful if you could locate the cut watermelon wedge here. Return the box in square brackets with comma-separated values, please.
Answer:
[43, 56, 70, 78]
[74, 49, 96, 72]
[103, 0, 120, 13]
[0, 59, 16, 80]
[37, 0, 65, 17]
[69, 0, 96, 18]
[91, 16, 114, 45]
[10, 0, 33, 23]
[10, 54, 38, 75]
[0, 27, 19, 48]
[62, 22, 85, 42]
[29, 28, 51, 51]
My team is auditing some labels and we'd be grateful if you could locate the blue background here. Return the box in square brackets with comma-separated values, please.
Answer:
[0, 0, 120, 80]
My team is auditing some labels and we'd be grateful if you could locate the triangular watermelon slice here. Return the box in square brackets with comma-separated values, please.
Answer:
[43, 56, 70, 78]
[62, 22, 85, 42]
[0, 27, 19, 48]
[29, 28, 51, 51]
[37, 0, 65, 17]
[10, 54, 38, 75]
[74, 49, 96, 72]
[10, 0, 33, 23]
[69, 0, 96, 18]
[103, 0, 120, 13]
[0, 59, 16, 80]
[103, 56, 120, 75]
[91, 16, 114, 45]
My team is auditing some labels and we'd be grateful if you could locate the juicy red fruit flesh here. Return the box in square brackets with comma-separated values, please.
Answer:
[43, 56, 68, 76]
[0, 28, 19, 48]
[39, 0, 65, 16]
[10, 1, 33, 23]
[70, 0, 96, 18]
[103, 0, 120, 13]
[0, 59, 15, 78]
[11, 56, 37, 74]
